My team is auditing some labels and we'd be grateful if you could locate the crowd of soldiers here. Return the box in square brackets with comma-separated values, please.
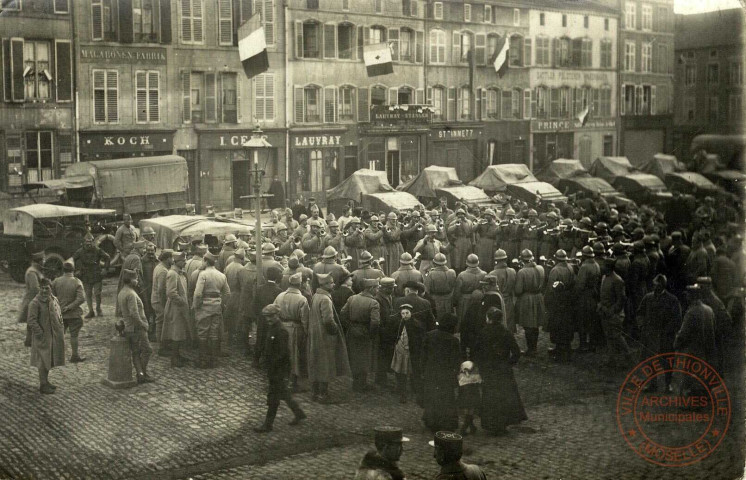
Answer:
[18, 186, 744, 457]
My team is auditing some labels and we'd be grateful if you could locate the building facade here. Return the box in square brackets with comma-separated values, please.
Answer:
[0, 0, 74, 193]
[527, 0, 619, 170]
[673, 9, 744, 159]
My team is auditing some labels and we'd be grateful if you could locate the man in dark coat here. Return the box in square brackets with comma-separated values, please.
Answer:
[331, 272, 355, 315]
[698, 277, 732, 372]
[575, 246, 601, 352]
[685, 233, 711, 286]
[375, 277, 397, 388]
[341, 278, 381, 392]
[460, 276, 503, 358]
[253, 304, 307, 433]
[545, 279, 573, 362]
[73, 233, 110, 318]
[52, 259, 86, 363]
[140, 244, 158, 340]
[636, 274, 682, 392]
[251, 267, 284, 366]
[354, 427, 408, 480]
[675, 285, 716, 393]
[712, 247, 738, 302]
[430, 431, 487, 480]
[626, 241, 650, 339]
[392, 281, 433, 405]
[421, 314, 460, 433]
[268, 175, 285, 210]
[665, 231, 691, 303]
[598, 257, 633, 368]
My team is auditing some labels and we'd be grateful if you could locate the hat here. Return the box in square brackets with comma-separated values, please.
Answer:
[308, 197, 316, 202]
[234, 248, 246, 259]
[335, 270, 352, 285]
[262, 304, 281, 316]
[328, 220, 339, 228]
[410, 211, 421, 218]
[554, 249, 568, 261]
[520, 249, 534, 261]
[360, 251, 373, 263]
[428, 431, 463, 451]
[426, 224, 437, 233]
[653, 273, 667, 286]
[63, 257, 75, 270]
[433, 253, 447, 265]
[322, 246, 338, 259]
[146, 243, 156, 253]
[288, 256, 300, 269]
[456, 208, 465, 215]
[159, 249, 174, 261]
[466, 254, 479, 267]
[31, 251, 45, 262]
[505, 208, 516, 216]
[404, 280, 425, 293]
[528, 209, 538, 218]
[579, 217, 593, 228]
[592, 242, 605, 255]
[611, 224, 625, 234]
[481, 275, 497, 286]
[399, 252, 413, 265]
[84, 232, 95, 242]
[203, 251, 218, 263]
[141, 226, 155, 236]
[308, 219, 320, 227]
[546, 211, 559, 220]
[374, 426, 410, 444]
[224, 234, 237, 244]
[122, 213, 132, 221]
[275, 222, 288, 231]
[289, 272, 303, 286]
[581, 245, 595, 257]
[380, 277, 396, 288]
[194, 244, 208, 255]
[173, 251, 186, 262]
[317, 273, 334, 286]
[612, 243, 627, 255]
[387, 212, 397, 220]
[370, 215, 379, 222]
[262, 243, 277, 255]
[484, 209, 496, 218]
[399, 303, 414, 311]
[299, 214, 308, 223]
[122, 268, 138, 282]
[494, 249, 507, 261]
[362, 278, 380, 289]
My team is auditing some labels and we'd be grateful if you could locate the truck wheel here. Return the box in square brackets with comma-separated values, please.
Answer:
[9, 263, 27, 283]
[43, 253, 65, 280]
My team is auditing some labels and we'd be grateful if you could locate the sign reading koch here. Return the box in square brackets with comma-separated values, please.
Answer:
[80, 132, 173, 153]
[370, 105, 432, 124]
[80, 46, 167, 64]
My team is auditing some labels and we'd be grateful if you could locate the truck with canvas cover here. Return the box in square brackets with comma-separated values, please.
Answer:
[326, 169, 420, 217]
[397, 166, 497, 209]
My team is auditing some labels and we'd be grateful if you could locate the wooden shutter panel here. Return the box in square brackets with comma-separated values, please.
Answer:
[182, 71, 191, 122]
[2, 40, 10, 102]
[54, 40, 72, 102]
[402, 0, 410, 15]
[447, 87, 455, 121]
[295, 21, 304, 58]
[91, 2, 104, 40]
[136, 72, 147, 122]
[426, 86, 432, 104]
[415, 88, 424, 104]
[475, 33, 485, 65]
[93, 70, 106, 122]
[107, 71, 119, 122]
[265, 73, 274, 120]
[523, 89, 531, 119]
[148, 72, 159, 121]
[324, 24, 336, 59]
[192, 0, 204, 43]
[389, 29, 399, 61]
[523, 38, 531, 66]
[219, 0, 233, 46]
[480, 88, 487, 119]
[415, 31, 423, 63]
[358, 87, 369, 122]
[452, 32, 461, 64]
[10, 38, 24, 102]
[255, 75, 265, 120]
[357, 26, 364, 60]
[119, 0, 134, 43]
[181, 0, 192, 42]
[411, 0, 418, 16]
[294, 86, 304, 123]
[159, 0, 172, 43]
[388, 87, 397, 105]
[651, 85, 656, 115]
[205, 73, 217, 122]
[324, 86, 336, 123]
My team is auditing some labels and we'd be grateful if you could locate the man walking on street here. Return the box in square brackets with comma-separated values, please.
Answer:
[52, 259, 86, 363]
[193, 252, 230, 368]
[73, 233, 110, 318]
[118, 269, 154, 384]
[274, 272, 310, 393]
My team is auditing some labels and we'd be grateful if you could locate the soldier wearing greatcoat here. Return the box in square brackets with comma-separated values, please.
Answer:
[423, 253, 456, 322]
[273, 272, 311, 392]
[340, 278, 381, 392]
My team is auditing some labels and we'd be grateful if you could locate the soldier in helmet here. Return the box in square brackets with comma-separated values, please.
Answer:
[114, 213, 139, 258]
[217, 234, 237, 273]
[575, 245, 602, 352]
[324, 220, 343, 252]
[515, 249, 546, 356]
[499, 208, 521, 262]
[364, 215, 385, 263]
[73, 233, 110, 318]
[340, 278, 381, 392]
[518, 209, 541, 257]
[413, 224, 447, 275]
[474, 209, 498, 272]
[140, 225, 158, 251]
[392, 252, 424, 298]
[423, 253, 457, 321]
[447, 209, 474, 273]
[382, 212, 404, 276]
[453, 254, 486, 331]
[193, 251, 231, 368]
[537, 211, 560, 260]
[489, 249, 516, 333]
[312, 246, 348, 291]
[351, 251, 385, 294]
[302, 219, 325, 263]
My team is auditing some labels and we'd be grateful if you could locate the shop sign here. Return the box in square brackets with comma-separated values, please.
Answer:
[371, 105, 432, 124]
[80, 132, 173, 153]
[531, 69, 613, 87]
[532, 119, 616, 132]
[79, 46, 167, 64]
[433, 127, 479, 141]
[292, 134, 342, 148]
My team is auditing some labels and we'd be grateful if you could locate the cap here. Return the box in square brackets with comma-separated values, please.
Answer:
[194, 244, 208, 255]
[374, 426, 410, 444]
[433, 253, 447, 266]
[387, 212, 398, 220]
[554, 249, 568, 261]
[360, 251, 373, 263]
[494, 249, 507, 261]
[262, 243, 277, 255]
[159, 249, 174, 261]
[380, 277, 396, 288]
[288, 272, 303, 286]
[370, 215, 379, 222]
[581, 245, 595, 258]
[262, 304, 281, 316]
[328, 220, 339, 228]
[203, 251, 218, 263]
[322, 246, 338, 259]
[224, 234, 237, 244]
[456, 208, 466, 215]
[399, 252, 413, 265]
[317, 273, 334, 286]
[173, 251, 186, 262]
[362, 278, 380, 289]
[484, 209, 496, 218]
[428, 431, 463, 451]
[234, 248, 246, 259]
[63, 257, 75, 269]
[404, 280, 426, 292]
[299, 214, 308, 223]
[505, 208, 516, 216]
[122, 268, 138, 282]
[520, 249, 534, 261]
[466, 254, 479, 267]
[426, 224, 437, 233]
[399, 303, 414, 311]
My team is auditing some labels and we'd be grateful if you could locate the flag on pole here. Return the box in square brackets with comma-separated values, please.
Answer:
[577, 105, 590, 126]
[238, 14, 269, 79]
[364, 42, 394, 77]
[493, 37, 509, 77]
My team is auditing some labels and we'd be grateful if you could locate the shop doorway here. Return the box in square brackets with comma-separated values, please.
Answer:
[232, 160, 252, 209]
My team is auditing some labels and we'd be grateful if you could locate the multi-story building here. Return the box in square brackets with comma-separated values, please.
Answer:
[0, 0, 74, 193]
[76, 0, 286, 212]
[526, 0, 619, 170]
[673, 8, 744, 159]
[614, 0, 675, 165]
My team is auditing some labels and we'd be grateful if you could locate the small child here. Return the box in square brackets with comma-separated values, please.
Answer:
[458, 354, 482, 436]
[391, 304, 414, 404]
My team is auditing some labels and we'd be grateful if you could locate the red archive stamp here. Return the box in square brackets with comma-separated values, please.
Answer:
[616, 352, 731, 467]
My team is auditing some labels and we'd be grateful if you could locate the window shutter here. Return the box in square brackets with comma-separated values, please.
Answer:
[193, 0, 204, 43]
[523, 38, 532, 66]
[160, 0, 172, 43]
[475, 33, 485, 65]
[475, 88, 481, 119]
[426, 86, 432, 104]
[219, 0, 233, 46]
[205, 73, 217, 122]
[324, 24, 336, 59]
[651, 85, 656, 115]
[411, 0, 418, 16]
[181, 0, 193, 42]
[254, 75, 265, 120]
[119, 0, 134, 44]
[350, 26, 357, 60]
[452, 32, 461, 64]
[456, 87, 462, 118]
[10, 38, 24, 102]
[307, 0, 319, 8]
[415, 88, 424, 104]
[136, 71, 147, 122]
[551, 38, 558, 67]
[294, 86, 304, 123]
[148, 72, 160, 121]
[2, 40, 10, 101]
[107, 72, 118, 122]
[481, 88, 487, 118]
[389, 29, 399, 61]
[388, 87, 397, 105]
[93, 70, 105, 122]
[358, 87, 369, 122]
[523, 89, 531, 119]
[181, 71, 191, 122]
[415, 31, 423, 63]
[54, 40, 72, 102]
[635, 85, 642, 114]
[403, 0, 410, 15]
[619, 84, 625, 115]
[357, 26, 364, 60]
[447, 87, 455, 121]
[324, 86, 336, 123]
[91, 2, 104, 40]
[264, 73, 274, 120]
[295, 21, 304, 58]
[54, 0, 70, 13]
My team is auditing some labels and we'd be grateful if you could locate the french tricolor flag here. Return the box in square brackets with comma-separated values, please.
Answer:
[238, 14, 269, 79]
[493, 37, 509, 78]
[577, 105, 590, 126]
[364, 42, 394, 77]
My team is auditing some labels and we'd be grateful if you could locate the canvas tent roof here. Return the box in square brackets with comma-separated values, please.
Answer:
[665, 172, 719, 193]
[139, 215, 254, 250]
[536, 159, 588, 186]
[640, 154, 686, 180]
[613, 173, 670, 194]
[4, 204, 116, 238]
[469, 164, 537, 191]
[364, 192, 421, 212]
[506, 181, 567, 204]
[437, 185, 493, 204]
[23, 175, 94, 191]
[326, 169, 394, 202]
[397, 166, 461, 198]
[589, 157, 635, 182]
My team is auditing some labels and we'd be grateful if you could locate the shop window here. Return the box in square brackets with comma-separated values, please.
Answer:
[93, 69, 118, 124]
[254, 73, 274, 122]
[555, 37, 570, 67]
[180, 0, 204, 44]
[135, 70, 160, 123]
[133, 0, 157, 43]
[400, 136, 419, 182]
[603, 135, 613, 156]
[338, 23, 355, 59]
[25, 131, 54, 183]
[367, 138, 385, 170]
[338, 86, 355, 122]
[430, 86, 445, 120]
[91, 0, 118, 42]
[309, 150, 324, 192]
[221, 72, 239, 123]
[23, 41, 51, 100]
[624, 41, 635, 72]
[429, 29, 446, 64]
[511, 89, 521, 118]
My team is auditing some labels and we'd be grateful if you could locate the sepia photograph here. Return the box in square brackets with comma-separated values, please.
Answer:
[0, 0, 744, 478]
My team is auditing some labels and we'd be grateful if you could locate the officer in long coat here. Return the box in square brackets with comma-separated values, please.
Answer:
[193, 252, 230, 368]
[574, 246, 601, 352]
[547, 250, 575, 293]
[598, 257, 632, 368]
[28, 278, 65, 394]
[340, 278, 381, 392]
[489, 249, 516, 333]
[307, 273, 351, 403]
[224, 248, 245, 344]
[162, 252, 190, 368]
[252, 267, 284, 366]
[424, 253, 457, 322]
[447, 209, 474, 272]
[236, 248, 259, 356]
[273, 272, 311, 392]
[392, 253, 424, 298]
[453, 254, 486, 331]
[374, 277, 397, 388]
[140, 244, 157, 340]
[351, 251, 385, 294]
[382, 212, 405, 276]
[515, 249, 546, 356]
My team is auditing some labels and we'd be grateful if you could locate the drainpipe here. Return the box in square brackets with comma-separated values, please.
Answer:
[70, 0, 80, 165]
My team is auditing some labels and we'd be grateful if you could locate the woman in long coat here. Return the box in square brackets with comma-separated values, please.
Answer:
[474, 211, 499, 273]
[421, 313, 461, 432]
[307, 274, 351, 402]
[28, 279, 65, 394]
[162, 256, 190, 367]
[474, 307, 527, 434]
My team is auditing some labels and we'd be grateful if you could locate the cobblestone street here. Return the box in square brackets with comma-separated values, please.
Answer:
[0, 273, 743, 480]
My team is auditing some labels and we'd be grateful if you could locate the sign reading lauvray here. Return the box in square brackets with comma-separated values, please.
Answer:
[80, 46, 167, 64]
[532, 119, 616, 132]
[370, 105, 432, 124]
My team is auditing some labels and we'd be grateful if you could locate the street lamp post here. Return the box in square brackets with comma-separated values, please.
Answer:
[241, 125, 272, 284]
